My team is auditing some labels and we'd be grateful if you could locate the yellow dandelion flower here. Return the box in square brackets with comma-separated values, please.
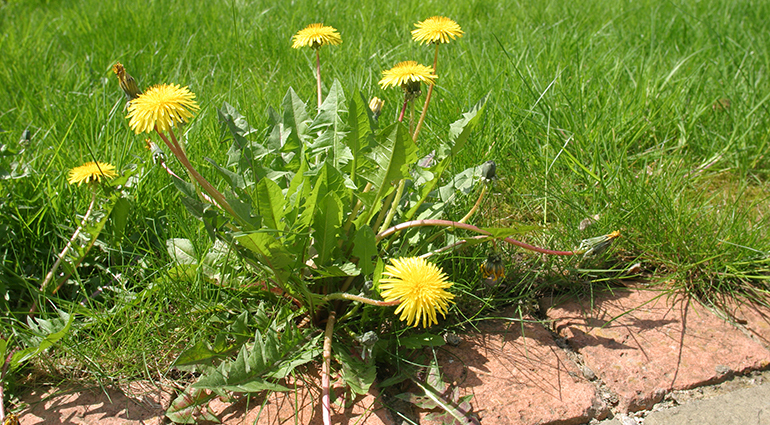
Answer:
[379, 257, 455, 328]
[126, 84, 200, 134]
[379, 61, 437, 91]
[112, 62, 142, 101]
[292, 23, 342, 49]
[411, 16, 464, 45]
[68, 161, 117, 186]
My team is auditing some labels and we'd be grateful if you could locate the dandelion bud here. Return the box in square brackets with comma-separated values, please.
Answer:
[369, 97, 384, 120]
[481, 160, 497, 182]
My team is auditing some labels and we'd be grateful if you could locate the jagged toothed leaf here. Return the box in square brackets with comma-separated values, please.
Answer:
[357, 122, 416, 226]
[308, 80, 352, 171]
[437, 164, 485, 206]
[165, 387, 218, 424]
[334, 342, 376, 395]
[312, 79, 346, 129]
[309, 262, 359, 278]
[72, 170, 136, 258]
[192, 326, 318, 394]
[219, 102, 267, 173]
[280, 88, 309, 155]
[109, 196, 130, 243]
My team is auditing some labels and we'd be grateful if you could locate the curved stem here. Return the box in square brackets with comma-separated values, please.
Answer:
[378, 179, 406, 235]
[323, 292, 401, 307]
[316, 49, 323, 111]
[321, 310, 336, 425]
[32, 190, 98, 313]
[377, 219, 578, 255]
[413, 44, 440, 143]
[419, 235, 489, 258]
[458, 184, 487, 224]
[155, 129, 243, 227]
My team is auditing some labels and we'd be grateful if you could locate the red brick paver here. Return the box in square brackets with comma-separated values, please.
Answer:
[725, 298, 770, 349]
[422, 309, 607, 425]
[545, 288, 770, 412]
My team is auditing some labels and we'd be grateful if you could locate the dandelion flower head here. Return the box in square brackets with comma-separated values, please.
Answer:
[411, 16, 464, 45]
[292, 23, 342, 49]
[379, 257, 455, 327]
[68, 161, 117, 186]
[379, 61, 437, 90]
[127, 84, 199, 134]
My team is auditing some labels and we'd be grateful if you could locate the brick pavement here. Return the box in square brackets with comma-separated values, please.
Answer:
[18, 287, 770, 425]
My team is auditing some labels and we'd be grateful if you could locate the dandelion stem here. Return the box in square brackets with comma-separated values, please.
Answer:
[156, 129, 244, 227]
[33, 190, 98, 313]
[378, 179, 406, 235]
[459, 184, 487, 224]
[377, 219, 578, 255]
[413, 44, 440, 142]
[316, 49, 323, 111]
[419, 235, 489, 258]
[323, 292, 401, 306]
[398, 95, 408, 122]
[321, 310, 336, 425]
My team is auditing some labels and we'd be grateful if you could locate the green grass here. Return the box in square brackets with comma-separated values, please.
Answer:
[1, 0, 769, 398]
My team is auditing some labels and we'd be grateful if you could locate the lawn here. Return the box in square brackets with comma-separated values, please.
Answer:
[1, 0, 769, 422]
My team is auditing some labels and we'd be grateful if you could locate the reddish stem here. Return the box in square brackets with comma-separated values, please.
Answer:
[377, 219, 577, 256]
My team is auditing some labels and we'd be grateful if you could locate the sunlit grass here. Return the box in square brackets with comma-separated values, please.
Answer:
[1, 0, 769, 392]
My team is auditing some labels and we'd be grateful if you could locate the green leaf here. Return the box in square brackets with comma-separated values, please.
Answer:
[174, 340, 231, 366]
[235, 232, 294, 282]
[280, 88, 309, 156]
[399, 333, 445, 350]
[357, 122, 416, 226]
[334, 342, 376, 395]
[345, 92, 377, 183]
[313, 192, 343, 266]
[308, 80, 352, 171]
[206, 158, 250, 191]
[12, 310, 74, 370]
[110, 197, 130, 243]
[191, 326, 316, 394]
[254, 178, 285, 231]
[219, 101, 266, 173]
[167, 238, 197, 266]
[352, 226, 377, 276]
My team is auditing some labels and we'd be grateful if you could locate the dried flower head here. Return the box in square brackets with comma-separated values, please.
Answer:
[126, 84, 200, 134]
[379, 257, 455, 327]
[292, 23, 342, 49]
[68, 161, 117, 186]
[112, 62, 142, 101]
[411, 16, 464, 45]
